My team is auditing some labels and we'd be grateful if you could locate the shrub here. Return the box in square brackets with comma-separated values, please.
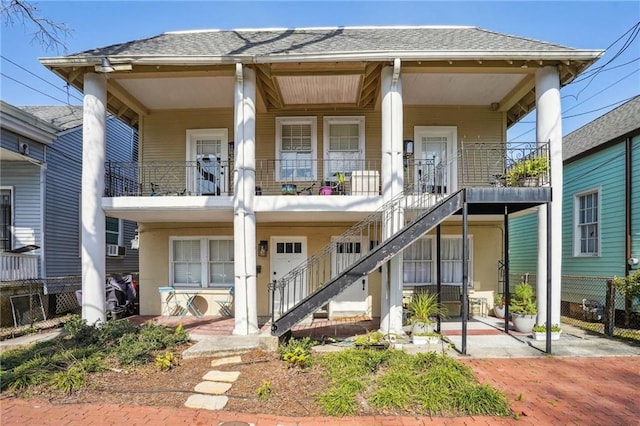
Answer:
[277, 337, 316, 369]
[256, 380, 272, 401]
[154, 351, 180, 371]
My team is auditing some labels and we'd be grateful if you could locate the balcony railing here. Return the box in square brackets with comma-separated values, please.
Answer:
[459, 141, 550, 187]
[255, 159, 382, 196]
[0, 253, 38, 281]
[105, 160, 233, 197]
[104, 142, 550, 197]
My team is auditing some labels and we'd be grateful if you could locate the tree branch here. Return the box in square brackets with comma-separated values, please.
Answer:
[1, 0, 72, 53]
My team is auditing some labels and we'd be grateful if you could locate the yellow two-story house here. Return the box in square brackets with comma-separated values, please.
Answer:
[41, 26, 601, 341]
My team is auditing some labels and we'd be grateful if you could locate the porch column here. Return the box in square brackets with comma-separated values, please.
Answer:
[81, 73, 107, 325]
[380, 59, 404, 334]
[535, 66, 562, 327]
[233, 64, 259, 335]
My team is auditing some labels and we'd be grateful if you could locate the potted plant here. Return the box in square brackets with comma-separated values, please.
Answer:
[411, 331, 441, 345]
[406, 292, 448, 335]
[531, 323, 562, 341]
[332, 171, 346, 195]
[505, 156, 549, 187]
[493, 293, 506, 319]
[509, 282, 537, 333]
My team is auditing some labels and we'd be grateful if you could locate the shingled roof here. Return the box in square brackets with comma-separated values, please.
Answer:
[71, 26, 581, 59]
[563, 96, 640, 161]
[20, 106, 84, 131]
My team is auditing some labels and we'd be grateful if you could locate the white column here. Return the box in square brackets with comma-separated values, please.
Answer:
[233, 64, 259, 335]
[379, 60, 404, 334]
[81, 73, 107, 325]
[535, 66, 562, 326]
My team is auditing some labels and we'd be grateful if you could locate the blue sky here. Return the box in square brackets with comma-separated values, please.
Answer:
[1, 1, 638, 141]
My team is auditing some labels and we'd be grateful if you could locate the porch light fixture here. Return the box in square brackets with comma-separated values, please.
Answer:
[95, 57, 115, 73]
[258, 240, 268, 257]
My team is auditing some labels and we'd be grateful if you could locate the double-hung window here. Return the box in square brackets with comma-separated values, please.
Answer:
[105, 217, 122, 246]
[574, 190, 599, 256]
[403, 237, 434, 285]
[276, 117, 317, 181]
[403, 236, 473, 287]
[171, 237, 234, 288]
[323, 116, 365, 181]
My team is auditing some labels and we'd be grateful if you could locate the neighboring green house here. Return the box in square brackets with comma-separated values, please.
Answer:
[509, 95, 640, 316]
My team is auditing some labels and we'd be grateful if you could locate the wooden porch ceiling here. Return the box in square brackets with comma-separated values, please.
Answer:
[254, 62, 383, 111]
[47, 58, 591, 130]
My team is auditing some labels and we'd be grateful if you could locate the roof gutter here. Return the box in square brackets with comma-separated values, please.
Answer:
[39, 49, 604, 68]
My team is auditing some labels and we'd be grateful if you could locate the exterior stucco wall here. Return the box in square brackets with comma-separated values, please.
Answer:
[138, 219, 502, 316]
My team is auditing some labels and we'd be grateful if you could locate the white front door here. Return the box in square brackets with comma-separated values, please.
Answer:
[270, 237, 307, 314]
[186, 129, 229, 195]
[328, 236, 370, 319]
[413, 126, 457, 194]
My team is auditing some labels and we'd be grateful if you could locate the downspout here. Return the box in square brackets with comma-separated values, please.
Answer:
[624, 136, 633, 324]
[39, 152, 47, 278]
[625, 136, 633, 276]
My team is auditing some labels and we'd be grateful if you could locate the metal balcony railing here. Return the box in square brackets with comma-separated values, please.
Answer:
[104, 142, 550, 197]
[459, 141, 550, 187]
[254, 159, 382, 196]
[104, 160, 233, 197]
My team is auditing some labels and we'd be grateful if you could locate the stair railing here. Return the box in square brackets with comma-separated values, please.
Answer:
[268, 161, 452, 321]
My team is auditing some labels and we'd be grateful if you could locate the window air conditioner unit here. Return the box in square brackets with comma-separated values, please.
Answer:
[107, 244, 126, 257]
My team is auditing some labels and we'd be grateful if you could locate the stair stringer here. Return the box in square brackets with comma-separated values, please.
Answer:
[271, 189, 465, 336]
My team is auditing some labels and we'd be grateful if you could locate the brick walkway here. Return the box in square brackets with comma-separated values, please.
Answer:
[2, 356, 638, 425]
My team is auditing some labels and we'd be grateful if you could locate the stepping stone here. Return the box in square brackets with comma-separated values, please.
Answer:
[194, 381, 232, 394]
[203, 370, 240, 382]
[184, 394, 228, 410]
[210, 356, 242, 367]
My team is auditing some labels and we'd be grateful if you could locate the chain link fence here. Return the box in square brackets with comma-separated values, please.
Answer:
[0, 273, 138, 340]
[508, 272, 640, 342]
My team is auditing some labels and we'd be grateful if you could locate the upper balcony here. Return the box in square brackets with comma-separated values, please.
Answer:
[102, 141, 549, 223]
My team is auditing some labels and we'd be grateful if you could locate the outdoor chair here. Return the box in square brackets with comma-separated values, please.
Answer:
[158, 286, 183, 316]
[217, 286, 234, 317]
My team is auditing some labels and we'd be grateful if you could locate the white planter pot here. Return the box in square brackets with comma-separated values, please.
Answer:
[411, 321, 434, 335]
[494, 305, 505, 319]
[512, 313, 536, 333]
[532, 331, 561, 341]
[412, 335, 440, 345]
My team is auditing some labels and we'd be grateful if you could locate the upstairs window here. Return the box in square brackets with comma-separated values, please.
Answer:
[276, 117, 317, 181]
[574, 190, 599, 256]
[323, 116, 365, 180]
